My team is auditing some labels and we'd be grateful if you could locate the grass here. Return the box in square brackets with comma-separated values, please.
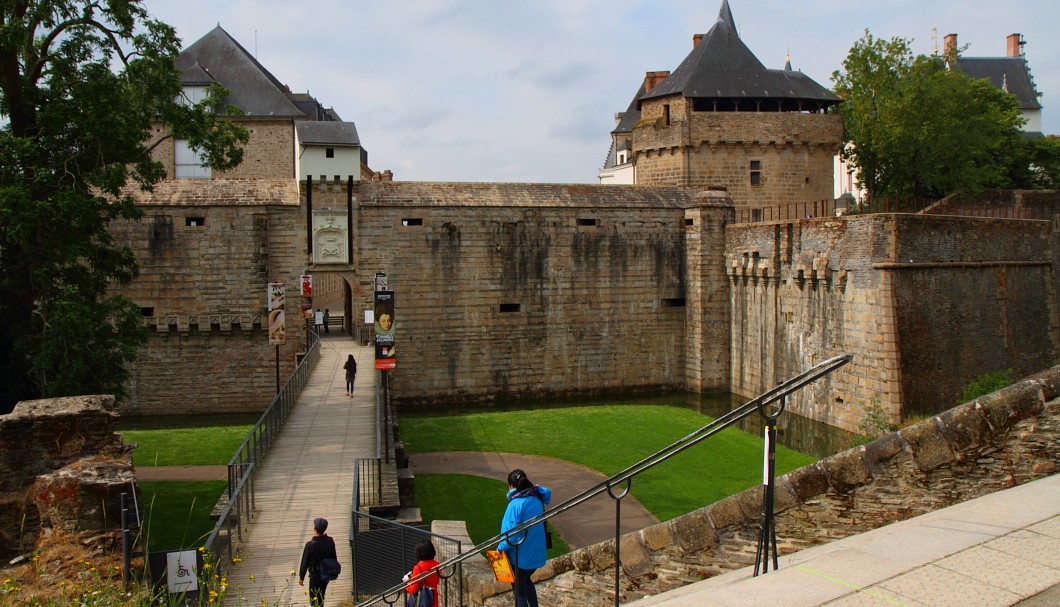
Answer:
[400, 405, 816, 521]
[414, 474, 568, 560]
[138, 480, 228, 552]
[121, 425, 252, 466]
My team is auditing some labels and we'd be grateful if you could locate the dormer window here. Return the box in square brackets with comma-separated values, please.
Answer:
[177, 85, 208, 107]
[325, 147, 335, 158]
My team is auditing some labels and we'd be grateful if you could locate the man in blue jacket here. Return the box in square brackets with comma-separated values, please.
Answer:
[498, 469, 552, 607]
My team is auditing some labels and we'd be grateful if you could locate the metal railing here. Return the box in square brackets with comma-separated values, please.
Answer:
[356, 353, 852, 607]
[350, 511, 463, 605]
[203, 329, 322, 565]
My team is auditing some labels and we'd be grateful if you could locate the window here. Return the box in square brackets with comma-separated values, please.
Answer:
[185, 216, 206, 227]
[750, 160, 762, 186]
[175, 139, 211, 178]
[662, 104, 671, 126]
[325, 147, 335, 158]
[577, 218, 597, 227]
[499, 303, 521, 313]
[177, 86, 208, 107]
[401, 218, 423, 226]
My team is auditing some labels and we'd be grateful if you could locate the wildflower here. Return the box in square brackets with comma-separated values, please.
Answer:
[232, 557, 242, 563]
[203, 563, 212, 570]
[289, 569, 296, 575]
[249, 574, 255, 580]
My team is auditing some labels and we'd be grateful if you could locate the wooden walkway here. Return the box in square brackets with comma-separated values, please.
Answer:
[224, 335, 376, 607]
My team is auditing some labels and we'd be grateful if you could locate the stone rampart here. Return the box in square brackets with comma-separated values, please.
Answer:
[0, 396, 135, 560]
[727, 213, 1058, 431]
[110, 180, 307, 415]
[352, 182, 732, 404]
[466, 365, 1060, 606]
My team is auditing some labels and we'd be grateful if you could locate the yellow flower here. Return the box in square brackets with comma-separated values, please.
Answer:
[249, 575, 255, 580]
[209, 590, 218, 597]
[289, 570, 296, 575]
[232, 557, 242, 563]
[203, 563, 212, 570]
[198, 547, 205, 552]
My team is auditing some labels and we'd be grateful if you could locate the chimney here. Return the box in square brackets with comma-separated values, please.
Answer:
[943, 33, 957, 54]
[644, 71, 670, 94]
[1007, 33, 1023, 57]
[693, 34, 704, 48]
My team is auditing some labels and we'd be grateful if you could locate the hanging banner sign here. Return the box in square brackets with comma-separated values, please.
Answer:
[374, 290, 396, 370]
[268, 283, 286, 345]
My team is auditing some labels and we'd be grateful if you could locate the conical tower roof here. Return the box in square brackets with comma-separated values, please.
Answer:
[641, 0, 838, 109]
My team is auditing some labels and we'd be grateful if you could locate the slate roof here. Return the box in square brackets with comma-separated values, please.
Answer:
[640, 0, 839, 107]
[176, 25, 305, 118]
[296, 121, 361, 147]
[958, 57, 1042, 110]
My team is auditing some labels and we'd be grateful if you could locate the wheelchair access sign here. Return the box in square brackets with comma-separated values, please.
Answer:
[167, 550, 199, 593]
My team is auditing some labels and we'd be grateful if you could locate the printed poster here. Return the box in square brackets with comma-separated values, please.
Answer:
[374, 290, 395, 370]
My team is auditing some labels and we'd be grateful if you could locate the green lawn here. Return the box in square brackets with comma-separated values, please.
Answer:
[121, 425, 252, 466]
[400, 405, 815, 521]
[138, 480, 227, 552]
[415, 474, 568, 559]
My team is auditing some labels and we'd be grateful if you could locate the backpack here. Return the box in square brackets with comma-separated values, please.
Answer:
[406, 586, 434, 607]
[319, 557, 341, 581]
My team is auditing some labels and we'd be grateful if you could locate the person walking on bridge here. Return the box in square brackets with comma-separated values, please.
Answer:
[343, 354, 357, 397]
[299, 517, 338, 606]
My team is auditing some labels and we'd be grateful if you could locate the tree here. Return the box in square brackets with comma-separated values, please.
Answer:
[833, 31, 1026, 201]
[0, 1, 248, 412]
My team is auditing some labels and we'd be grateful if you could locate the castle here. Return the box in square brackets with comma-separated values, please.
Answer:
[109, 1, 1059, 434]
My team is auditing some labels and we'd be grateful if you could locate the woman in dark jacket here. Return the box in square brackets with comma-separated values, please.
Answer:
[343, 354, 357, 397]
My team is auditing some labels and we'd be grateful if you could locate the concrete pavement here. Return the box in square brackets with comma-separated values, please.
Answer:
[627, 474, 1060, 607]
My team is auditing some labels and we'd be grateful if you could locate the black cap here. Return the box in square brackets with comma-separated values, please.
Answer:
[313, 517, 328, 533]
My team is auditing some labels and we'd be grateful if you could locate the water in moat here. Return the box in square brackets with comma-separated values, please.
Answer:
[401, 391, 858, 459]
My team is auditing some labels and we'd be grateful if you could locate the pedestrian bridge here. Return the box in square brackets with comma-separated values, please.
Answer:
[221, 335, 374, 606]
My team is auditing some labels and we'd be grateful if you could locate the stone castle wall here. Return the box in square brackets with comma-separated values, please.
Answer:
[110, 179, 307, 415]
[633, 105, 842, 207]
[110, 181, 1060, 427]
[467, 365, 1060, 607]
[726, 214, 1058, 432]
[349, 182, 732, 404]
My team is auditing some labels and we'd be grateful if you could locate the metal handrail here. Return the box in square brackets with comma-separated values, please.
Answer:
[357, 353, 852, 607]
[202, 330, 321, 565]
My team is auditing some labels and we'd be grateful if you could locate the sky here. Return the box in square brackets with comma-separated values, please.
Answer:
[141, 0, 1060, 185]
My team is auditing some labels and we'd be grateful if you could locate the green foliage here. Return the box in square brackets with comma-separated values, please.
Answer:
[852, 396, 897, 445]
[414, 474, 569, 559]
[122, 425, 252, 466]
[0, 1, 248, 411]
[401, 406, 815, 521]
[139, 480, 227, 552]
[960, 369, 1014, 403]
[833, 30, 1027, 200]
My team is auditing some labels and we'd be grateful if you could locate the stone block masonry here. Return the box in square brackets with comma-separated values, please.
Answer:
[726, 213, 1058, 432]
[0, 395, 135, 560]
[351, 182, 733, 405]
[110, 179, 308, 415]
[465, 365, 1060, 607]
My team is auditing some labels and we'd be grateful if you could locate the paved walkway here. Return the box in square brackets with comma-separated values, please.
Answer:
[219, 335, 374, 607]
[410, 451, 658, 549]
[628, 474, 1060, 607]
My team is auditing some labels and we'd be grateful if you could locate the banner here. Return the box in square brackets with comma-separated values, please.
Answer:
[374, 290, 395, 370]
[268, 283, 286, 345]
